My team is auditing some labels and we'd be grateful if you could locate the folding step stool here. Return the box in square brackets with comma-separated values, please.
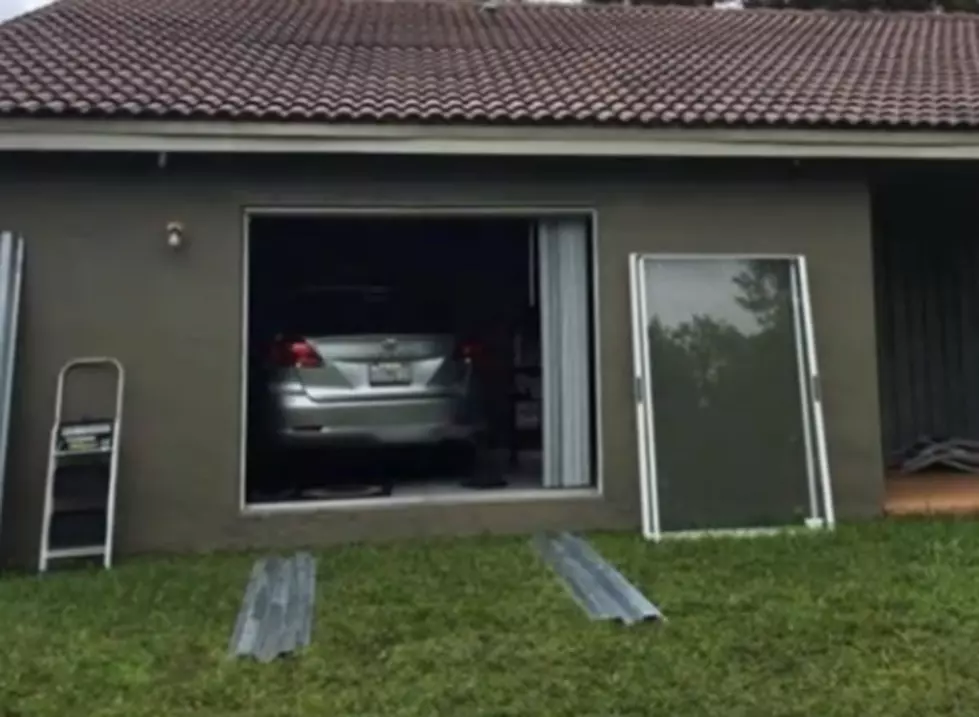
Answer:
[38, 358, 124, 572]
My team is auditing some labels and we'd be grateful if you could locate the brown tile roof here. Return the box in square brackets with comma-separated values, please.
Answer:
[1, 0, 979, 129]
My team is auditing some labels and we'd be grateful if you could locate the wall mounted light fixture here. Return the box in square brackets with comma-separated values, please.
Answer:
[166, 221, 185, 250]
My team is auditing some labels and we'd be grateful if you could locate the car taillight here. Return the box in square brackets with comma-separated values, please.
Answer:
[272, 337, 323, 368]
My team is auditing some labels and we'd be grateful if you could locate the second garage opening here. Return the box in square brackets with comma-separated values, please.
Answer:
[244, 213, 597, 505]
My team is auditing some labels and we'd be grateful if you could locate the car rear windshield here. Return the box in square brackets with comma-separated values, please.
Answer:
[279, 285, 455, 336]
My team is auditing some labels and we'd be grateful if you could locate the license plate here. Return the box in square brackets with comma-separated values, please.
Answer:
[369, 362, 411, 386]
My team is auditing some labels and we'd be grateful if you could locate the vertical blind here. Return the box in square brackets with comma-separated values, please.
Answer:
[537, 218, 593, 489]
[874, 182, 979, 460]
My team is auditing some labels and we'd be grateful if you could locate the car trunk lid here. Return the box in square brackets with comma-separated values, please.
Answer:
[277, 333, 468, 402]
[269, 285, 473, 401]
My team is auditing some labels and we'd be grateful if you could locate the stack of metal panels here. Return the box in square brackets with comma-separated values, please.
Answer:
[891, 437, 979, 474]
[533, 532, 663, 625]
[0, 231, 23, 542]
[229, 552, 317, 662]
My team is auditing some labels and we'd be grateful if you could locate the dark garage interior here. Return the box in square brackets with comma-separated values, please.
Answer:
[873, 165, 979, 513]
[244, 215, 546, 504]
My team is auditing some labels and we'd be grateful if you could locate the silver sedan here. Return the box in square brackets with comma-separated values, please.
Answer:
[267, 285, 486, 471]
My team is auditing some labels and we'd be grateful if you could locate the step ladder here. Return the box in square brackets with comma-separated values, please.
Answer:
[39, 358, 124, 572]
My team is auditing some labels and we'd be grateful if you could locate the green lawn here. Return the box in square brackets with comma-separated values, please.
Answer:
[1, 519, 977, 716]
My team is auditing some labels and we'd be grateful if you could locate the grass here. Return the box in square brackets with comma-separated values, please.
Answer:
[1, 520, 978, 716]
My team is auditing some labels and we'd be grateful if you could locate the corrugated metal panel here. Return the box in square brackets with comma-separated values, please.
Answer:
[229, 552, 317, 662]
[874, 182, 979, 460]
[533, 532, 663, 625]
[0, 231, 23, 541]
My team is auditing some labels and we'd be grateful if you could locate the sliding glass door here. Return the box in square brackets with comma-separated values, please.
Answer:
[629, 255, 834, 539]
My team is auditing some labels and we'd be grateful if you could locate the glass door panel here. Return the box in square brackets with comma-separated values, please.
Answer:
[630, 255, 833, 537]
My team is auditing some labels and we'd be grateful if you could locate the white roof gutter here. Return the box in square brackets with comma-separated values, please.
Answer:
[0, 118, 978, 160]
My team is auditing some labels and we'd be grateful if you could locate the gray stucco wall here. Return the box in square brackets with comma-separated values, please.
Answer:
[0, 154, 881, 565]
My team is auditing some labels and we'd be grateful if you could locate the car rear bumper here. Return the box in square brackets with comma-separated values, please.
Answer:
[274, 392, 484, 447]
[278, 424, 479, 447]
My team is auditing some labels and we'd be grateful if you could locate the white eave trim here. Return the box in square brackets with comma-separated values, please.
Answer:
[1, 118, 979, 159]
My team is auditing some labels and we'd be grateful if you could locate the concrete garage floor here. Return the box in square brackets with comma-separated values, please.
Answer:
[387, 451, 543, 498]
[885, 472, 979, 516]
[250, 449, 545, 504]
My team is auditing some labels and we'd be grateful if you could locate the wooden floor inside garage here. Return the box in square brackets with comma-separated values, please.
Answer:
[885, 472, 979, 516]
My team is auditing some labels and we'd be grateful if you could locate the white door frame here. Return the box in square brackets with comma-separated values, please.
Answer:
[628, 253, 835, 541]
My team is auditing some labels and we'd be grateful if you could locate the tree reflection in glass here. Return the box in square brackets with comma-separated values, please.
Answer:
[644, 258, 812, 532]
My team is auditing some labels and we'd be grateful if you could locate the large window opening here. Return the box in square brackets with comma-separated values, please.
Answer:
[873, 168, 979, 514]
[243, 213, 597, 506]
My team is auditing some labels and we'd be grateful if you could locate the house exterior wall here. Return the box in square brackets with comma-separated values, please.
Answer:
[0, 154, 881, 565]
